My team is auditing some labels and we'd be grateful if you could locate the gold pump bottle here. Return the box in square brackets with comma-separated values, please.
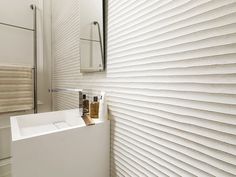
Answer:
[90, 96, 99, 118]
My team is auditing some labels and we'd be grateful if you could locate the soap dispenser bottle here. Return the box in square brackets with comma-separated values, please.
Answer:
[90, 96, 99, 118]
[98, 92, 108, 121]
[83, 94, 89, 114]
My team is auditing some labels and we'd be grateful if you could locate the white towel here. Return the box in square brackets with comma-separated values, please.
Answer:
[0, 65, 33, 113]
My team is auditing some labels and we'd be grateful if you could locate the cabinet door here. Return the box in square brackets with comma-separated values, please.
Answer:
[0, 158, 11, 177]
[0, 127, 11, 160]
[0, 116, 11, 160]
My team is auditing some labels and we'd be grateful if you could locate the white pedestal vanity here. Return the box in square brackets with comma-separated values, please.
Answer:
[10, 109, 110, 177]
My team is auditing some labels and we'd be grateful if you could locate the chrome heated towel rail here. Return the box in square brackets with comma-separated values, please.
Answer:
[0, 4, 38, 113]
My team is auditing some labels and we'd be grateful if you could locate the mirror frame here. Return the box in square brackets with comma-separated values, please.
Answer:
[102, 0, 107, 72]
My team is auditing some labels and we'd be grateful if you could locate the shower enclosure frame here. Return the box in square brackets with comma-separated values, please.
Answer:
[31, 4, 38, 113]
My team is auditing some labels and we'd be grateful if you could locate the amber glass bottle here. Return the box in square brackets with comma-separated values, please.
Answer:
[90, 96, 99, 118]
[83, 94, 89, 114]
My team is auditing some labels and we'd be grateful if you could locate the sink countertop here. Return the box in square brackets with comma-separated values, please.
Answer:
[10, 109, 92, 141]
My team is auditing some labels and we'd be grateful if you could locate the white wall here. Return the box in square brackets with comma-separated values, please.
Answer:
[51, 0, 81, 110]
[0, 0, 51, 176]
[0, 0, 34, 65]
[52, 0, 236, 176]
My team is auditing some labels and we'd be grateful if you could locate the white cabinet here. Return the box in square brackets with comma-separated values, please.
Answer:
[0, 158, 11, 177]
[11, 109, 110, 177]
[0, 115, 11, 160]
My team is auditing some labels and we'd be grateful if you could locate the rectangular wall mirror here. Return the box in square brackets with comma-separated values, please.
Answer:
[79, 0, 105, 73]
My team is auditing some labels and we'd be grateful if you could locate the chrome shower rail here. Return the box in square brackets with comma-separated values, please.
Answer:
[0, 22, 34, 31]
[93, 21, 104, 70]
[80, 38, 100, 42]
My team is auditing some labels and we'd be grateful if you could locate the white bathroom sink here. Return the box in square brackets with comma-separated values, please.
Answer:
[11, 109, 86, 140]
[10, 109, 110, 177]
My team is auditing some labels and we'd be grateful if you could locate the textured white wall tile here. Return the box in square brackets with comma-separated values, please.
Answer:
[52, 0, 236, 176]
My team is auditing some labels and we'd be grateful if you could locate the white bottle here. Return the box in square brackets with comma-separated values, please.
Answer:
[99, 92, 108, 121]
